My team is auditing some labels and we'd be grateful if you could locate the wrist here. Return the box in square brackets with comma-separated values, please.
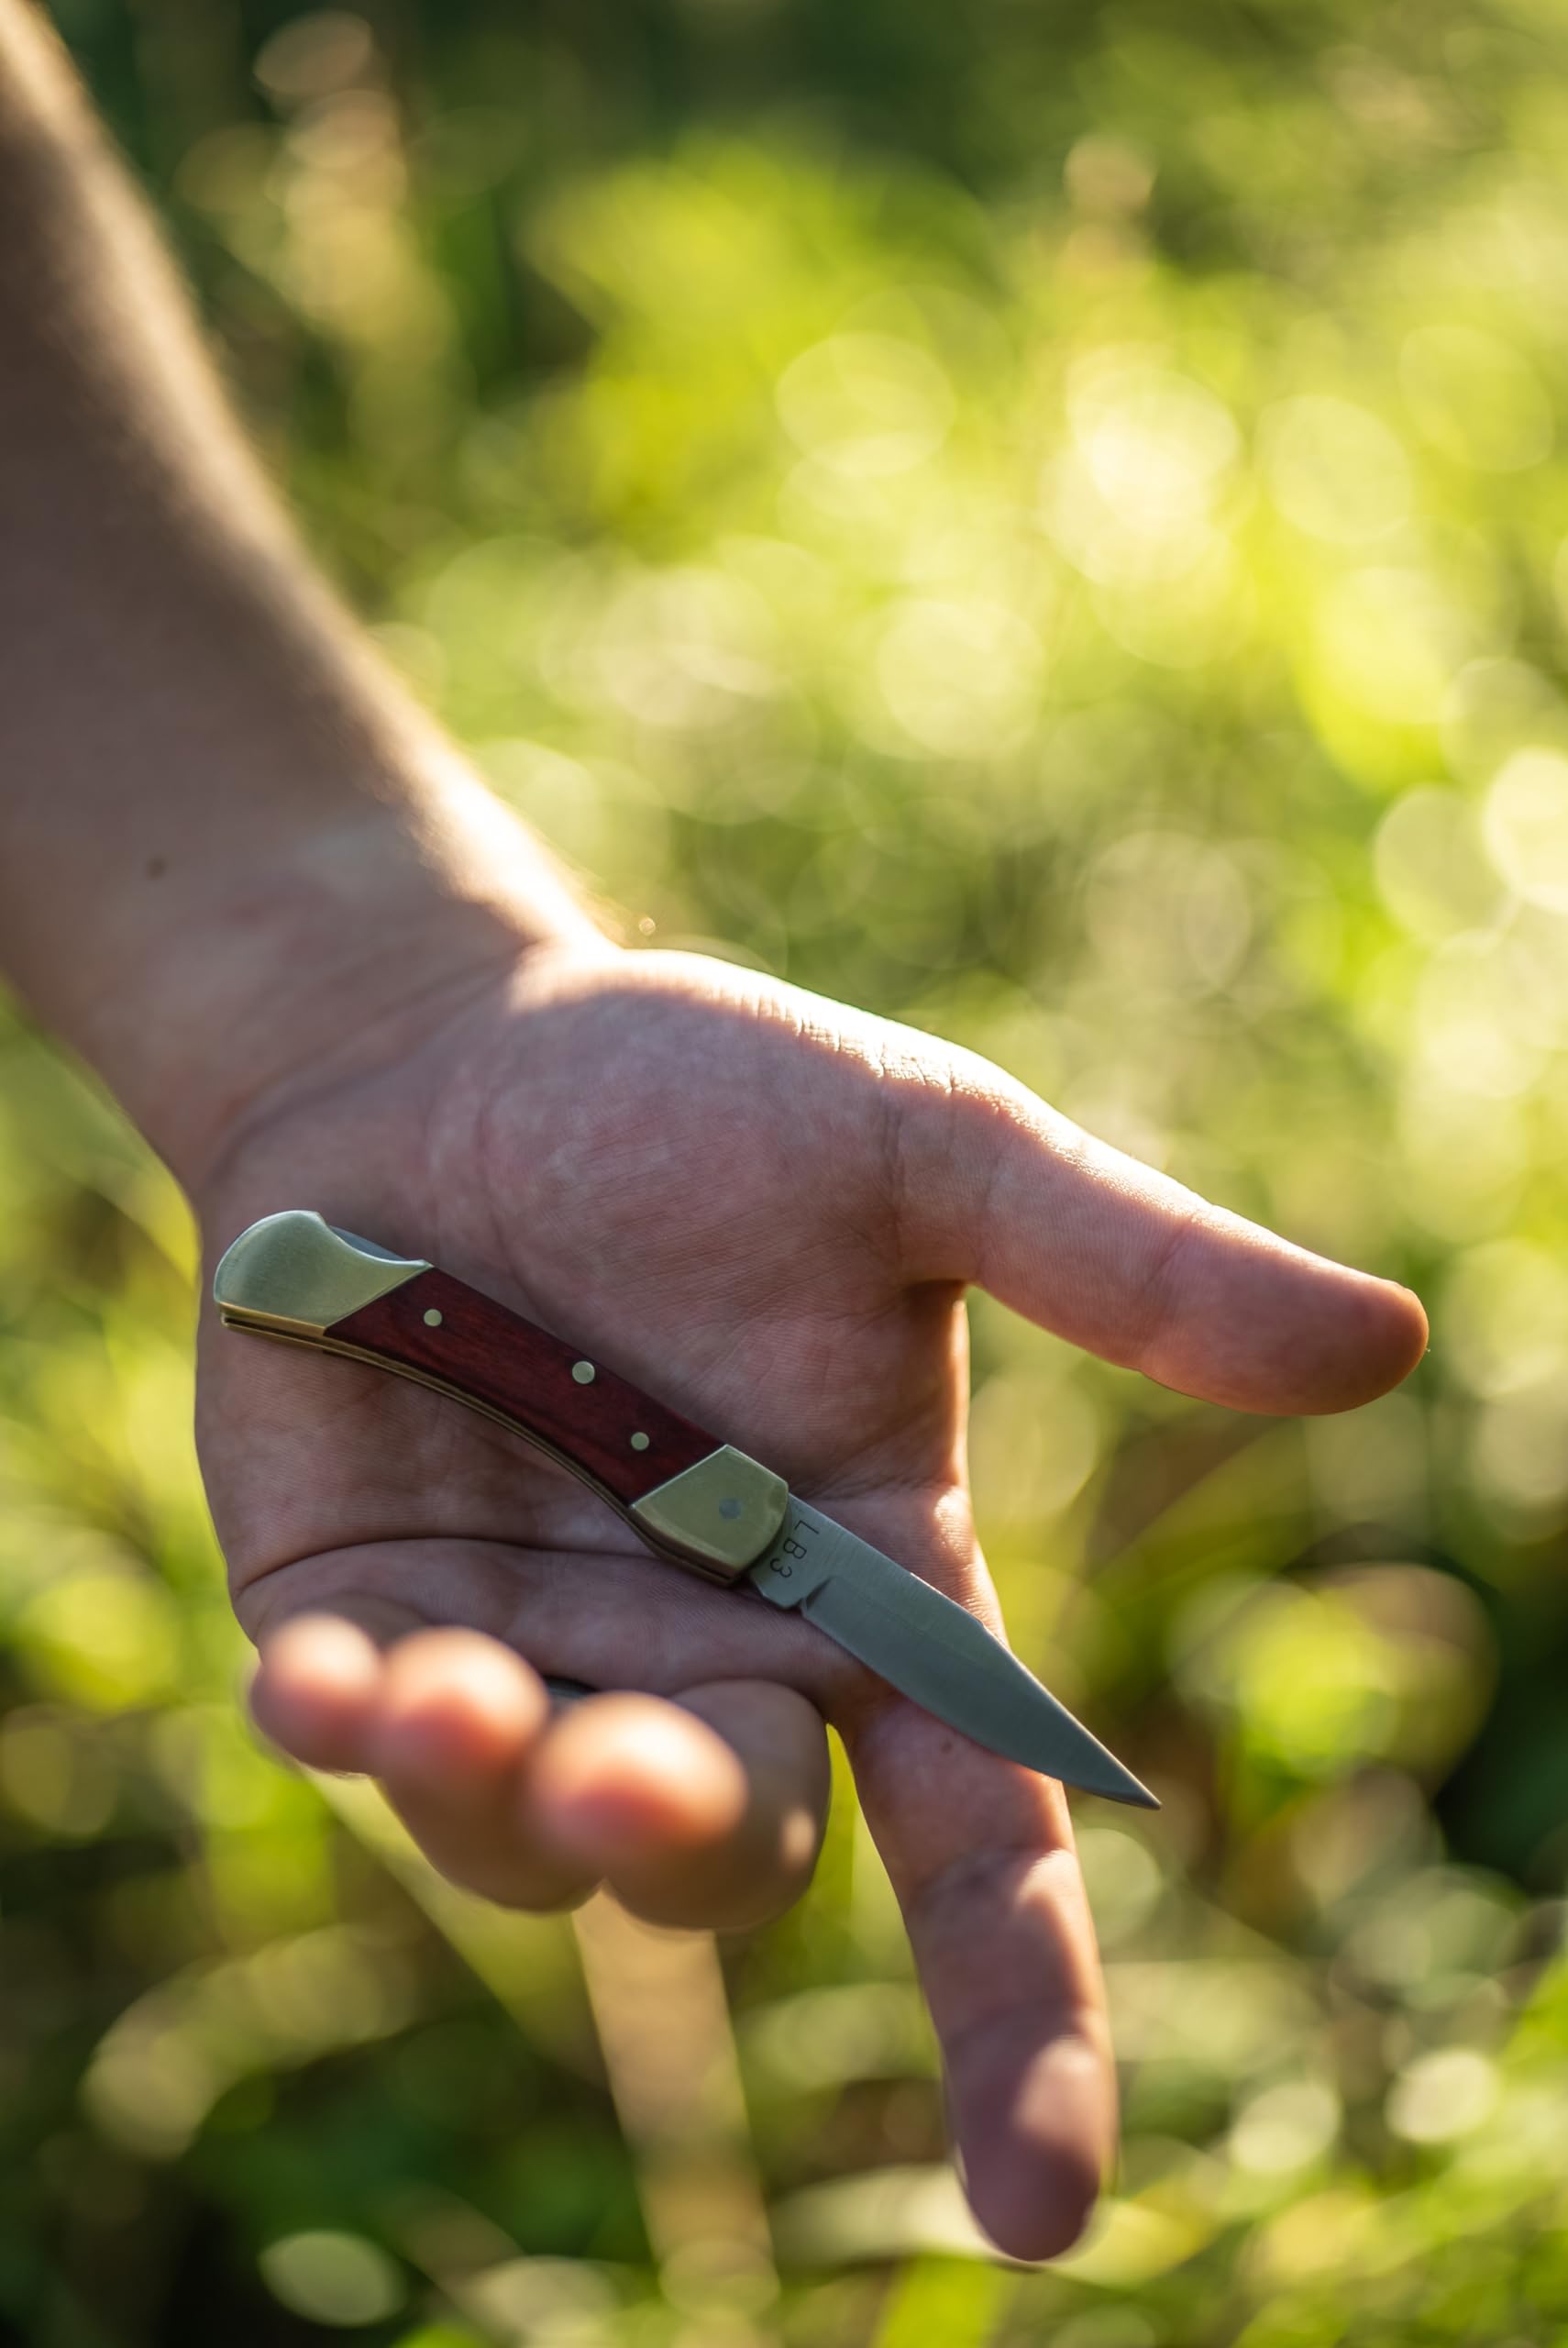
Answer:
[83, 758, 608, 1194]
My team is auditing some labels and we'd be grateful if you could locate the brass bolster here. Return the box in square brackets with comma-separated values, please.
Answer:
[630, 1447, 790, 1583]
[213, 1210, 427, 1337]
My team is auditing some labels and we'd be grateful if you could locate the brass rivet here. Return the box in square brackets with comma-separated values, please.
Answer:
[571, 1360, 596, 1384]
[423, 1308, 443, 1328]
[630, 1431, 650, 1452]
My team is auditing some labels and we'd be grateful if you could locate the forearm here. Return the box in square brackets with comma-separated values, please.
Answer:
[0, 0, 598, 1186]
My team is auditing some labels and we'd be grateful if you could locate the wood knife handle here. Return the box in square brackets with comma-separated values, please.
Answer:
[212, 1211, 788, 1583]
[334, 1264, 715, 1503]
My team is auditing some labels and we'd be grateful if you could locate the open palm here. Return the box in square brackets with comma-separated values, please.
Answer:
[195, 941, 1426, 2258]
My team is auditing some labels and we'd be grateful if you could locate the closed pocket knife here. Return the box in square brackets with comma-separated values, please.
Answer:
[214, 1212, 1154, 1807]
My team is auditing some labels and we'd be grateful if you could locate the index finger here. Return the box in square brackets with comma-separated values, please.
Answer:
[841, 1688, 1112, 2263]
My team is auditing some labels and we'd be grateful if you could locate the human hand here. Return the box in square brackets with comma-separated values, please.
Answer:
[196, 938, 1426, 2258]
[0, 6, 1425, 2260]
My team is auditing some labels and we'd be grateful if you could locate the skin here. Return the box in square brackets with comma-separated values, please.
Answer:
[202, 939, 1425, 2258]
[0, 0, 1429, 2261]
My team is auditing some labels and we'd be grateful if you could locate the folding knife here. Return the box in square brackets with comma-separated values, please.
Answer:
[213, 1211, 1154, 1807]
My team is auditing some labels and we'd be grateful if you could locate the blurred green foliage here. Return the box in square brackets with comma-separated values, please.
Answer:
[6, 0, 1568, 2339]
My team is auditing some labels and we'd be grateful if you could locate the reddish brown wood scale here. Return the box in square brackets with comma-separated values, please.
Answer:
[328, 1267, 721, 1506]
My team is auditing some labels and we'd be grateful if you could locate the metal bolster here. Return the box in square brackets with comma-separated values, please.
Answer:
[213, 1210, 428, 1338]
[630, 1446, 790, 1583]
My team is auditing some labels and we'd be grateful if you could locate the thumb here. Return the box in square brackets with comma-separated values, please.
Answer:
[892, 1061, 1427, 1415]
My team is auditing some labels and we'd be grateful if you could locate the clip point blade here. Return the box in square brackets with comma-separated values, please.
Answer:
[754, 1500, 1154, 1804]
[808, 1571, 1159, 1808]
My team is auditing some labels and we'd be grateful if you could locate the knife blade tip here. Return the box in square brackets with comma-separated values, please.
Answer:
[1067, 1753, 1160, 1810]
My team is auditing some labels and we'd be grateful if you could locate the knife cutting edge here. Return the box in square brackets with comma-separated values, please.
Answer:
[213, 1211, 1155, 1808]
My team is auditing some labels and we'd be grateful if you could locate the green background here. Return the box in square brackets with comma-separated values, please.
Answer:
[5, 0, 1568, 2339]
